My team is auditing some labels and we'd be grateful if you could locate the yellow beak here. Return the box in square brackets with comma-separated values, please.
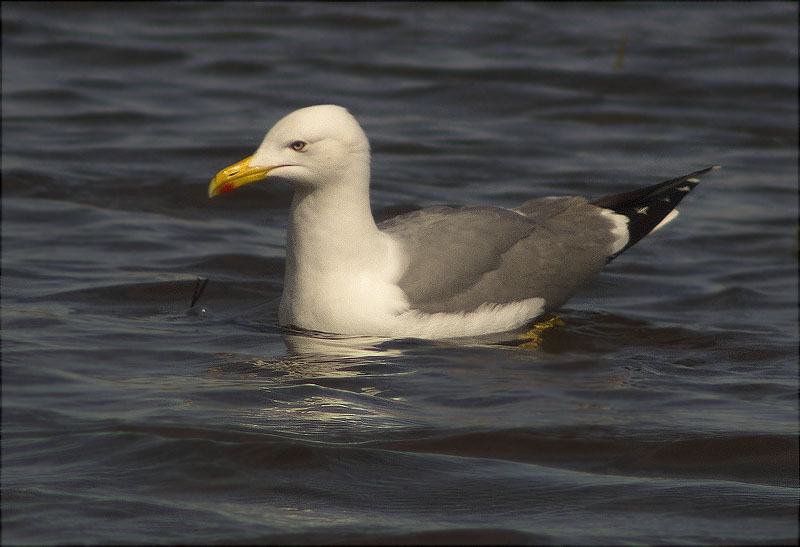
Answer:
[208, 155, 274, 198]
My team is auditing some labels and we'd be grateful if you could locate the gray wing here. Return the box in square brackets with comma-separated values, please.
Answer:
[378, 198, 619, 314]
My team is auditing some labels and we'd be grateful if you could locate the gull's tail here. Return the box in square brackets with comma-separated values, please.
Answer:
[592, 166, 721, 260]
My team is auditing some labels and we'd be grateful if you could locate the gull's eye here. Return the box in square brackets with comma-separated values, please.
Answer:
[290, 140, 307, 151]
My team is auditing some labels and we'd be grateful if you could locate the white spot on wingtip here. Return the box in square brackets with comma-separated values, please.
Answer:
[711, 165, 722, 170]
[686, 178, 700, 183]
[652, 209, 679, 232]
[635, 206, 649, 215]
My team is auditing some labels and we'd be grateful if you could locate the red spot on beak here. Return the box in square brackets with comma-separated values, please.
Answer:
[219, 182, 236, 194]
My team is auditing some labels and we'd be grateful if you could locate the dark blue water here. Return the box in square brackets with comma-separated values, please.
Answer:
[2, 2, 798, 544]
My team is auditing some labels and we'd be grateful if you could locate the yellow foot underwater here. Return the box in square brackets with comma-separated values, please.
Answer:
[517, 316, 565, 349]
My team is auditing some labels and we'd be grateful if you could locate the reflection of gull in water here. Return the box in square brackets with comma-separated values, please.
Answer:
[207, 330, 408, 380]
[207, 336, 419, 434]
[279, 326, 556, 357]
[280, 329, 407, 361]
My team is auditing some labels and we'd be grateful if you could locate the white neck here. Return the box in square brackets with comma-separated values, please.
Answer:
[277, 162, 408, 331]
[286, 181, 383, 269]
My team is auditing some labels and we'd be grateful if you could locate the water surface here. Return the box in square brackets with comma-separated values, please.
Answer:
[2, 2, 798, 544]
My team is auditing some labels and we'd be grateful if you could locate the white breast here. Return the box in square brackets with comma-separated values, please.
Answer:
[279, 231, 545, 339]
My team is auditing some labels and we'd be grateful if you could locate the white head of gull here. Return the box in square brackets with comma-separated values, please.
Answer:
[209, 104, 719, 339]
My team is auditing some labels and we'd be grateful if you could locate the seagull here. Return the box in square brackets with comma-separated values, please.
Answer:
[208, 104, 718, 339]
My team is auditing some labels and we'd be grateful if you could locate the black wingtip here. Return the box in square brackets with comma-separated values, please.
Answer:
[593, 166, 720, 260]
